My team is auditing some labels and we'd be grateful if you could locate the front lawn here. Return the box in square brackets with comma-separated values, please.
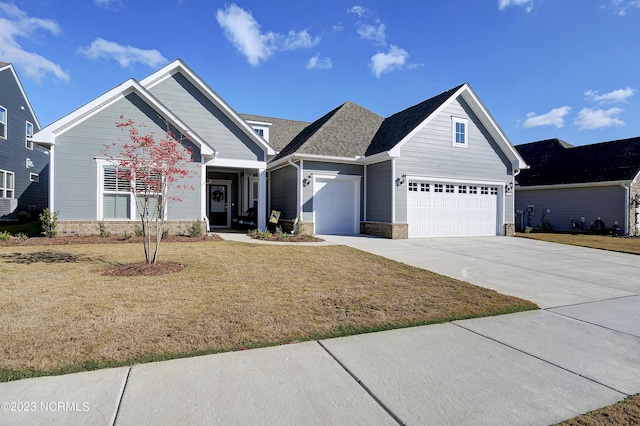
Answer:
[0, 240, 537, 381]
[517, 232, 640, 255]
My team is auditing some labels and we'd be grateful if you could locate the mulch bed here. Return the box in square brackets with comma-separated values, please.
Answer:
[102, 261, 187, 277]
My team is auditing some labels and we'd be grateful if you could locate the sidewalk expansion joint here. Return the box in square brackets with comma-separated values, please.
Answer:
[316, 340, 406, 425]
[110, 366, 132, 426]
[545, 308, 640, 340]
[452, 323, 629, 397]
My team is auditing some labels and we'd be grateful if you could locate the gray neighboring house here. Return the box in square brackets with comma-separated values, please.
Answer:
[34, 59, 274, 235]
[515, 137, 640, 234]
[32, 59, 526, 238]
[0, 62, 49, 219]
[260, 83, 527, 238]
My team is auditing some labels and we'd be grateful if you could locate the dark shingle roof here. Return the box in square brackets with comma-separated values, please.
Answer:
[515, 137, 640, 186]
[240, 114, 309, 152]
[366, 84, 465, 156]
[272, 101, 384, 160]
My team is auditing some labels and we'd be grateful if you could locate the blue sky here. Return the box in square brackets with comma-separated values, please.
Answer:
[1, 0, 639, 146]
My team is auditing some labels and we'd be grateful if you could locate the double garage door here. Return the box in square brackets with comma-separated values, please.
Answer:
[408, 181, 500, 238]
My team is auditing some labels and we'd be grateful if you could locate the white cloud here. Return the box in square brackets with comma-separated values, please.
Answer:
[522, 106, 572, 129]
[370, 45, 409, 78]
[78, 38, 168, 69]
[216, 4, 319, 67]
[283, 30, 320, 50]
[575, 107, 625, 129]
[608, 0, 640, 16]
[498, 0, 534, 12]
[306, 54, 332, 70]
[0, 3, 69, 82]
[585, 87, 635, 103]
[94, 0, 123, 8]
[355, 21, 386, 45]
[348, 5, 367, 17]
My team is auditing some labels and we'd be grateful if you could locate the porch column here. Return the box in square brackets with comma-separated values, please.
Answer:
[257, 167, 267, 230]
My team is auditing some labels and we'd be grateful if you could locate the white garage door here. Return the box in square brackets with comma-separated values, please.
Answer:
[408, 181, 499, 237]
[314, 177, 359, 235]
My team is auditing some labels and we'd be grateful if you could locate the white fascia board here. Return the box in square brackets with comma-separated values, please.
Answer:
[459, 87, 528, 170]
[141, 59, 275, 157]
[2, 64, 41, 129]
[362, 151, 398, 165]
[245, 119, 272, 126]
[205, 157, 267, 169]
[516, 180, 633, 191]
[32, 78, 214, 156]
[268, 153, 365, 170]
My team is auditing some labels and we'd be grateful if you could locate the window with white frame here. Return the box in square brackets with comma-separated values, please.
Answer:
[481, 186, 489, 195]
[420, 183, 429, 192]
[25, 121, 33, 149]
[445, 184, 455, 193]
[0, 106, 6, 139]
[459, 185, 467, 194]
[491, 187, 498, 195]
[434, 184, 443, 193]
[451, 117, 468, 147]
[103, 166, 132, 219]
[469, 186, 477, 194]
[408, 182, 418, 192]
[251, 178, 259, 208]
[0, 169, 15, 198]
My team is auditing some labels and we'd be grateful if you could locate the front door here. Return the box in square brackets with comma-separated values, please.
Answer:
[209, 184, 229, 227]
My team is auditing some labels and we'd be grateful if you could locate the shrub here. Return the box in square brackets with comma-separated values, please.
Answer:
[275, 226, 289, 241]
[39, 208, 59, 238]
[122, 230, 132, 240]
[15, 233, 29, 244]
[293, 217, 305, 235]
[0, 231, 11, 241]
[97, 222, 111, 237]
[187, 219, 203, 237]
[133, 224, 143, 237]
[524, 226, 533, 234]
[161, 229, 169, 240]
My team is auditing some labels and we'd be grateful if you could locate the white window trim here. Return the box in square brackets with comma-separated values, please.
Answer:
[29, 173, 39, 182]
[0, 169, 15, 198]
[25, 121, 34, 150]
[96, 159, 135, 220]
[451, 116, 468, 148]
[0, 105, 7, 140]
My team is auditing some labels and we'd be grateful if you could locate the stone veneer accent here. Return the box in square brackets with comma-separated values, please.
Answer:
[273, 220, 315, 235]
[504, 223, 516, 237]
[361, 222, 409, 239]
[57, 220, 204, 237]
[630, 182, 640, 236]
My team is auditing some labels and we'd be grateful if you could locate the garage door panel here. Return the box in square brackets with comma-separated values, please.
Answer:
[408, 181, 499, 238]
[314, 178, 359, 235]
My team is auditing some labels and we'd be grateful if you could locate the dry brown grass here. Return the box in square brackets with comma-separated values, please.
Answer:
[556, 394, 640, 425]
[517, 233, 640, 255]
[0, 240, 536, 379]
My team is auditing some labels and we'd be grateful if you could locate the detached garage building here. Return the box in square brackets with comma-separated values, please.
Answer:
[259, 83, 527, 238]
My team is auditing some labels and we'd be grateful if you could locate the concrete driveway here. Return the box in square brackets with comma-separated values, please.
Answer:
[1, 235, 639, 425]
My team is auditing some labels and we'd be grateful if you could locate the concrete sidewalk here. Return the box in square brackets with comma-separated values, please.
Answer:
[1, 236, 639, 425]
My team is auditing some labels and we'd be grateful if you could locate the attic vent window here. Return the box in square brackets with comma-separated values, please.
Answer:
[254, 128, 264, 137]
[451, 117, 468, 148]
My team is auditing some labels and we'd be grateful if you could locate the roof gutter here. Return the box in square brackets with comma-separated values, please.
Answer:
[516, 180, 633, 191]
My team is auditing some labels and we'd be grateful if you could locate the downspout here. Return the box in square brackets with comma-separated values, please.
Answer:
[363, 164, 367, 222]
[621, 183, 629, 234]
[288, 157, 302, 218]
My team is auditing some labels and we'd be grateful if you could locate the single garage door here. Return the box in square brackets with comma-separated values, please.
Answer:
[408, 181, 499, 237]
[314, 176, 360, 235]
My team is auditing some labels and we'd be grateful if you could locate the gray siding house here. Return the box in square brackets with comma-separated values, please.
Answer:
[34, 60, 274, 235]
[262, 84, 527, 238]
[33, 59, 526, 238]
[515, 138, 640, 234]
[0, 62, 49, 219]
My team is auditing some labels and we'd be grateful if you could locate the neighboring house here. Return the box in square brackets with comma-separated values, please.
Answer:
[34, 59, 274, 235]
[33, 59, 526, 238]
[0, 62, 49, 219]
[515, 137, 640, 234]
[261, 84, 527, 238]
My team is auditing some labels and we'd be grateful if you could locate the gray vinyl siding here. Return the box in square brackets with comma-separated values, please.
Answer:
[515, 186, 626, 232]
[395, 96, 513, 223]
[54, 92, 201, 220]
[301, 161, 364, 222]
[0, 66, 48, 218]
[147, 73, 264, 161]
[269, 165, 297, 220]
[366, 160, 392, 222]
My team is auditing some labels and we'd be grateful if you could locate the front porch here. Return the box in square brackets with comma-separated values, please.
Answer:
[204, 164, 266, 231]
